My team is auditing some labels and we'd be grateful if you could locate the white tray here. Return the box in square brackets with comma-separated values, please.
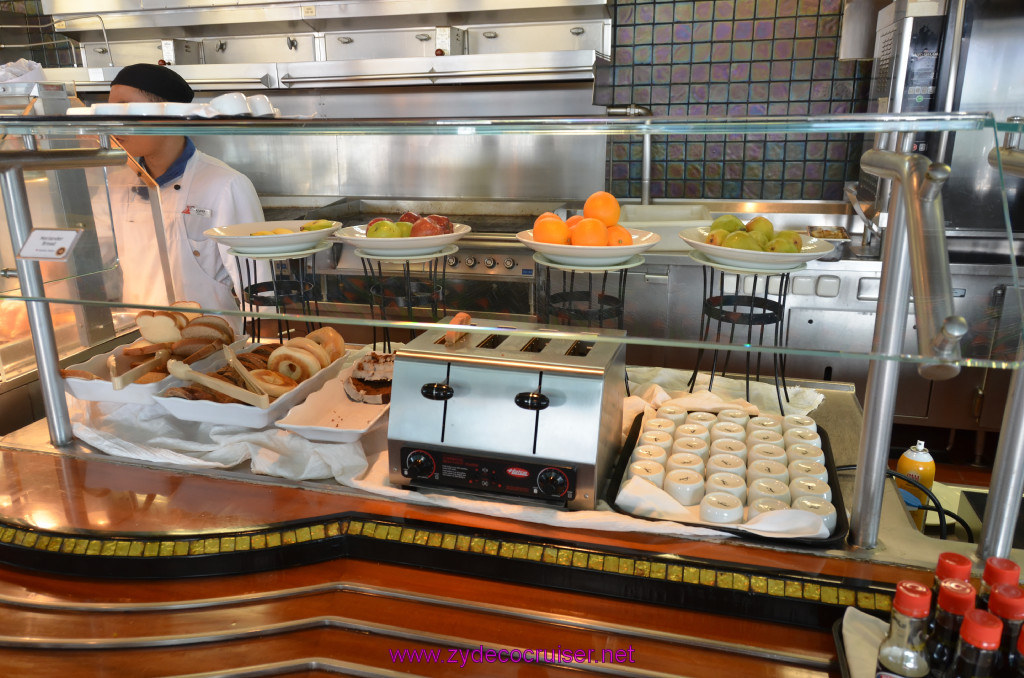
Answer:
[151, 352, 347, 428]
[277, 364, 389, 443]
[63, 337, 248, 405]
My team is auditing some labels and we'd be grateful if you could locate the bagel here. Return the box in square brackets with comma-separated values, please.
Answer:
[236, 352, 268, 372]
[284, 337, 330, 368]
[249, 369, 298, 398]
[267, 345, 321, 383]
[305, 327, 345, 363]
[249, 343, 281, 359]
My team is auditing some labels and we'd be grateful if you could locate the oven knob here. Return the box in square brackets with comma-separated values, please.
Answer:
[406, 450, 435, 478]
[537, 468, 568, 497]
[445, 255, 458, 267]
[484, 257, 496, 269]
[503, 257, 516, 270]
[464, 256, 477, 268]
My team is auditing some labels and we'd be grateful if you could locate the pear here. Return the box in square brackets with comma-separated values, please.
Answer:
[704, 228, 730, 246]
[749, 231, 770, 249]
[774, 230, 803, 250]
[766, 237, 800, 254]
[745, 216, 774, 239]
[722, 230, 764, 251]
[711, 214, 745, 233]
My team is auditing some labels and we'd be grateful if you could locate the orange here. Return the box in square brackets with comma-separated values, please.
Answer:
[606, 224, 633, 246]
[533, 211, 559, 228]
[583, 191, 621, 227]
[566, 214, 585, 228]
[570, 217, 608, 246]
[533, 217, 570, 245]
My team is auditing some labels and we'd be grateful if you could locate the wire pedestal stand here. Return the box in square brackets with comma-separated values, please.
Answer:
[686, 253, 801, 415]
[355, 244, 452, 352]
[233, 242, 326, 342]
[534, 253, 644, 329]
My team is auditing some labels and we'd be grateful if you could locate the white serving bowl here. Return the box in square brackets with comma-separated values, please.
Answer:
[204, 220, 342, 255]
[679, 226, 834, 270]
[516, 228, 660, 267]
[334, 223, 470, 257]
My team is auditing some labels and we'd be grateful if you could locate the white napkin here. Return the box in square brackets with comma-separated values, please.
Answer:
[842, 607, 889, 678]
[628, 367, 823, 416]
[0, 59, 43, 83]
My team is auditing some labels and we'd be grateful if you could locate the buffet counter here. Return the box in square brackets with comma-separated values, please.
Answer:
[0, 373, 970, 677]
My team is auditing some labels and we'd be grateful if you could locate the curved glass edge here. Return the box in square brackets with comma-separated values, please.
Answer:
[2, 292, 1021, 371]
[0, 112, 996, 137]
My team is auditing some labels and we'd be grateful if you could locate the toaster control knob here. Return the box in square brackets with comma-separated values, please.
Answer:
[484, 257, 496, 269]
[421, 383, 454, 400]
[445, 255, 458, 267]
[464, 256, 477, 268]
[537, 468, 568, 497]
[406, 451, 435, 478]
[503, 257, 516, 270]
[514, 391, 549, 410]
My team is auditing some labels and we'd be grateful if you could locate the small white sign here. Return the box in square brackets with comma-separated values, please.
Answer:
[17, 228, 83, 261]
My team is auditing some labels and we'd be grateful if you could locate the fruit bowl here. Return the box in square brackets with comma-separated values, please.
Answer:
[204, 220, 342, 255]
[333, 223, 470, 257]
[516, 228, 660, 266]
[679, 226, 834, 270]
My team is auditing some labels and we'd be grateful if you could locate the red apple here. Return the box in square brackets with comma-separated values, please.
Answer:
[367, 217, 388, 227]
[410, 217, 446, 237]
[427, 214, 452, 233]
[398, 211, 422, 224]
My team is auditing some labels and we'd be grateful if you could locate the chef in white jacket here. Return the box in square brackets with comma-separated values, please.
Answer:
[107, 63, 267, 333]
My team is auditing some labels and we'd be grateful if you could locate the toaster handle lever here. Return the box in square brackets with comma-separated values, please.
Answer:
[515, 392, 549, 411]
[421, 383, 454, 400]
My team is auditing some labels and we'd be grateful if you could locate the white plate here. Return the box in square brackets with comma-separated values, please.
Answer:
[203, 221, 343, 255]
[688, 250, 807, 275]
[227, 241, 333, 260]
[532, 252, 646, 272]
[333, 223, 470, 257]
[152, 350, 347, 428]
[277, 365, 389, 443]
[679, 226, 834, 270]
[354, 243, 458, 263]
[516, 228, 660, 266]
[63, 337, 248, 405]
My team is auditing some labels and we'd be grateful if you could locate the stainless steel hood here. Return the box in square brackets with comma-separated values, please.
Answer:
[41, 0, 611, 91]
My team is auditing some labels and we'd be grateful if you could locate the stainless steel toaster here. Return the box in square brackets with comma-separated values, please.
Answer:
[387, 318, 626, 509]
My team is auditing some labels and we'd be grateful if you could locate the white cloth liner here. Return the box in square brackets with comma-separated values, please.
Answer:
[841, 607, 889, 678]
[68, 365, 826, 540]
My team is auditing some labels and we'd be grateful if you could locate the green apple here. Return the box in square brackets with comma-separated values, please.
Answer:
[396, 221, 414, 238]
[745, 216, 774, 239]
[722, 230, 764, 251]
[766, 237, 799, 253]
[774, 230, 803, 250]
[704, 228, 730, 246]
[366, 220, 402, 238]
[749, 231, 770, 249]
[299, 219, 335, 232]
[710, 214, 745, 233]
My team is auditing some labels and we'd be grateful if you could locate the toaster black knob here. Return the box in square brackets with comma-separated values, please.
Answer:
[537, 468, 568, 497]
[514, 391, 549, 410]
[406, 450, 435, 478]
[421, 383, 454, 400]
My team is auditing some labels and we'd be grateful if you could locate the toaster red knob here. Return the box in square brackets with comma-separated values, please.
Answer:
[537, 468, 568, 497]
[406, 451, 435, 478]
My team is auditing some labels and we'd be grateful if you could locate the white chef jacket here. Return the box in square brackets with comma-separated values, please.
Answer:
[112, 146, 268, 333]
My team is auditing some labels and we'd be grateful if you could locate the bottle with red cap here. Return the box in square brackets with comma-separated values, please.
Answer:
[980, 558, 1022, 611]
[933, 553, 975, 628]
[942, 609, 1003, 678]
[989, 584, 1024, 677]
[927, 579, 978, 674]
[878, 581, 933, 678]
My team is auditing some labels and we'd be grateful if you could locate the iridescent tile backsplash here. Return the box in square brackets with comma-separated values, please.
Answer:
[597, 0, 873, 201]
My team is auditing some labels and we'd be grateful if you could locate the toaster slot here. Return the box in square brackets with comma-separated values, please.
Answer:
[565, 340, 594, 357]
[520, 337, 551, 353]
[476, 334, 508, 350]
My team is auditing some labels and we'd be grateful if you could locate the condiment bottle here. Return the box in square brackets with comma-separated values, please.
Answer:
[896, 440, 935, 530]
[980, 558, 1021, 611]
[877, 581, 932, 678]
[927, 579, 977, 676]
[933, 552, 975, 627]
[988, 584, 1024, 677]
[942, 609, 1003, 678]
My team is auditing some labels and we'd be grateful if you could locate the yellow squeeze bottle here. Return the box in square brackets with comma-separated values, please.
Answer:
[895, 440, 936, 530]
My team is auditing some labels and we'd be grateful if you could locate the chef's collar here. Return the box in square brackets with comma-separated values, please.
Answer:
[139, 137, 196, 187]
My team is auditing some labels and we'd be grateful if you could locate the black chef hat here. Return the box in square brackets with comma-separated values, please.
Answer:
[110, 63, 194, 103]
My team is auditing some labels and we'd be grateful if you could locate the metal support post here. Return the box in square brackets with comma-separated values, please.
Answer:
[849, 133, 915, 549]
[977, 356, 1024, 560]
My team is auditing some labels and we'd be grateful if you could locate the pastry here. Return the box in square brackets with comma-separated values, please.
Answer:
[344, 351, 394, 404]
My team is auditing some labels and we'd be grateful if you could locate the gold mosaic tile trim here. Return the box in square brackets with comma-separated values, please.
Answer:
[0, 518, 891, 613]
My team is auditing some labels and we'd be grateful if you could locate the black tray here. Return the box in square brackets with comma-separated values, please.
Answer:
[604, 412, 851, 547]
